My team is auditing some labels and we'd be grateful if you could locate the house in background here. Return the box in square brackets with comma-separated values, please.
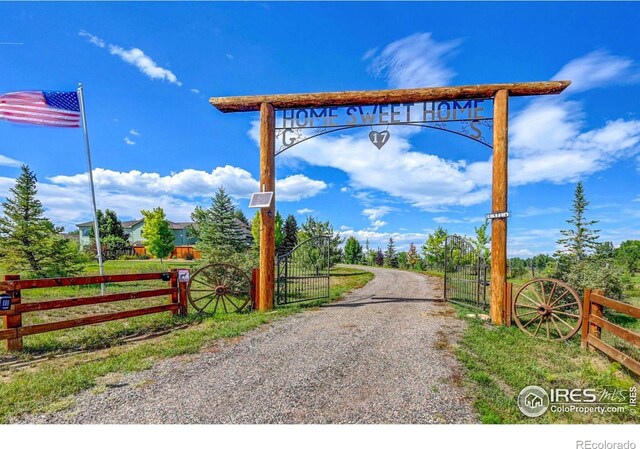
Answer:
[76, 219, 198, 249]
[76, 218, 252, 258]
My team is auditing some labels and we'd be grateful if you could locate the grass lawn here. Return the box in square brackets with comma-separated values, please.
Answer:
[453, 302, 639, 423]
[0, 262, 373, 423]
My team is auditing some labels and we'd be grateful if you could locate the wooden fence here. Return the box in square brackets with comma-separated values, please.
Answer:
[581, 288, 640, 376]
[0, 270, 188, 351]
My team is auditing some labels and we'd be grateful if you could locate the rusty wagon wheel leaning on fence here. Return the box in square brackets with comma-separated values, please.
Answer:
[187, 263, 252, 314]
[512, 278, 583, 341]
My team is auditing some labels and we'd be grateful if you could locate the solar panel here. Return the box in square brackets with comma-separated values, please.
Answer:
[249, 192, 274, 208]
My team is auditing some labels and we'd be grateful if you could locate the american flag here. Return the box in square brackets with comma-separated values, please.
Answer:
[0, 91, 81, 128]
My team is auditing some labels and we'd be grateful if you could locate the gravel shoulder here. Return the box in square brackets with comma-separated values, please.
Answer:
[17, 266, 477, 424]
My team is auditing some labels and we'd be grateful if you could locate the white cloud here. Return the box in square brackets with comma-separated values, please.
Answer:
[0, 166, 326, 230]
[297, 208, 314, 215]
[129, 129, 140, 136]
[108, 45, 182, 86]
[362, 206, 394, 222]
[80, 31, 182, 86]
[0, 155, 23, 167]
[79, 30, 105, 48]
[340, 186, 349, 193]
[124, 137, 135, 145]
[225, 53, 234, 60]
[190, 88, 200, 94]
[367, 32, 461, 88]
[49, 167, 326, 202]
[553, 50, 636, 93]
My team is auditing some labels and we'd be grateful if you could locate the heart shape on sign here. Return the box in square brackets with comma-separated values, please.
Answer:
[369, 131, 390, 149]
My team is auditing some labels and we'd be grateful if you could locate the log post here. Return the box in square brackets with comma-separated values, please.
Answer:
[251, 268, 260, 310]
[490, 89, 509, 325]
[169, 269, 179, 315]
[581, 288, 592, 349]
[178, 272, 188, 316]
[3, 274, 22, 351]
[590, 288, 605, 340]
[504, 282, 513, 326]
[259, 103, 276, 311]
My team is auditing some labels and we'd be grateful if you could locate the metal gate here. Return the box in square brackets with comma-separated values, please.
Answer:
[444, 234, 489, 310]
[276, 235, 331, 306]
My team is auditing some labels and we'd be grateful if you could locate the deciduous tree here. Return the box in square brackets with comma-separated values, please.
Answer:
[141, 207, 174, 263]
[344, 236, 363, 264]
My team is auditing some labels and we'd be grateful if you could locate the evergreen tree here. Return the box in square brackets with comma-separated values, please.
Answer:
[191, 187, 248, 261]
[141, 207, 174, 263]
[397, 251, 408, 269]
[375, 248, 384, 266]
[384, 237, 398, 268]
[0, 165, 85, 277]
[282, 214, 299, 255]
[407, 242, 420, 268]
[556, 181, 600, 261]
[344, 236, 363, 264]
[89, 209, 130, 257]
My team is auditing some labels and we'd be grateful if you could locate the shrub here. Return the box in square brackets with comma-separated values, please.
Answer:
[554, 257, 629, 301]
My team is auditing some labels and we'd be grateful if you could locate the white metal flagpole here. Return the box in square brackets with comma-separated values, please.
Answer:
[77, 83, 105, 295]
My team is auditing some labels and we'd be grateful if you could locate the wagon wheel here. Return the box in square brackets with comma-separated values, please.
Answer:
[512, 278, 582, 341]
[187, 263, 252, 314]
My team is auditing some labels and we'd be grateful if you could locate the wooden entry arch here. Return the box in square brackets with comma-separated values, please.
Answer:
[210, 81, 570, 325]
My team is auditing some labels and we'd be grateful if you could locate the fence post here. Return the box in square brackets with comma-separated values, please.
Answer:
[503, 282, 513, 326]
[581, 288, 592, 349]
[178, 270, 188, 316]
[251, 268, 260, 310]
[169, 269, 179, 315]
[590, 288, 604, 340]
[3, 274, 22, 351]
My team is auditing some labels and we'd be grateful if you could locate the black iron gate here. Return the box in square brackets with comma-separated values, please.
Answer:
[444, 234, 489, 310]
[276, 235, 331, 306]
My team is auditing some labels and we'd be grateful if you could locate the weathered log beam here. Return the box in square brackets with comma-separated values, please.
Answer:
[210, 81, 570, 113]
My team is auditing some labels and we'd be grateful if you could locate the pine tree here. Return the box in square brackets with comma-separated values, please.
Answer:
[384, 237, 398, 268]
[282, 214, 299, 255]
[191, 187, 248, 261]
[0, 165, 85, 277]
[556, 182, 600, 261]
[407, 242, 419, 268]
[375, 248, 384, 266]
[141, 207, 174, 263]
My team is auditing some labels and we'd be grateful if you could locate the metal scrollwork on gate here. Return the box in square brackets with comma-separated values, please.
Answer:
[276, 235, 331, 306]
[444, 235, 490, 310]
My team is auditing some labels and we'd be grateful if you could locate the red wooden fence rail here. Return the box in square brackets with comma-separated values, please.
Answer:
[581, 288, 640, 376]
[1, 270, 189, 351]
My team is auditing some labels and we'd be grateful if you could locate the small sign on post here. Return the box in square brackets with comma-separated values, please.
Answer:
[0, 293, 11, 311]
[249, 192, 274, 208]
[486, 211, 509, 220]
[178, 269, 190, 283]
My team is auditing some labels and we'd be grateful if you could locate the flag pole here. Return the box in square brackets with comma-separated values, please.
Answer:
[77, 83, 105, 295]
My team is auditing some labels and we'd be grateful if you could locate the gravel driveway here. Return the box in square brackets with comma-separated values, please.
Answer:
[19, 266, 477, 424]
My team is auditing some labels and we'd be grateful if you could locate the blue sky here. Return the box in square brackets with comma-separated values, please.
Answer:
[1, 1, 639, 256]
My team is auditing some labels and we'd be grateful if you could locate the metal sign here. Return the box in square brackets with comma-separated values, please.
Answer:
[0, 294, 11, 311]
[275, 99, 493, 154]
[486, 211, 509, 220]
[178, 269, 190, 283]
[249, 191, 274, 208]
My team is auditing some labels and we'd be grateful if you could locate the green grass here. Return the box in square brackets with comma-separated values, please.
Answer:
[0, 265, 373, 423]
[453, 304, 639, 424]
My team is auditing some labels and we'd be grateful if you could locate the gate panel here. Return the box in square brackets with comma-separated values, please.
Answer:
[276, 235, 330, 306]
[444, 235, 489, 310]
